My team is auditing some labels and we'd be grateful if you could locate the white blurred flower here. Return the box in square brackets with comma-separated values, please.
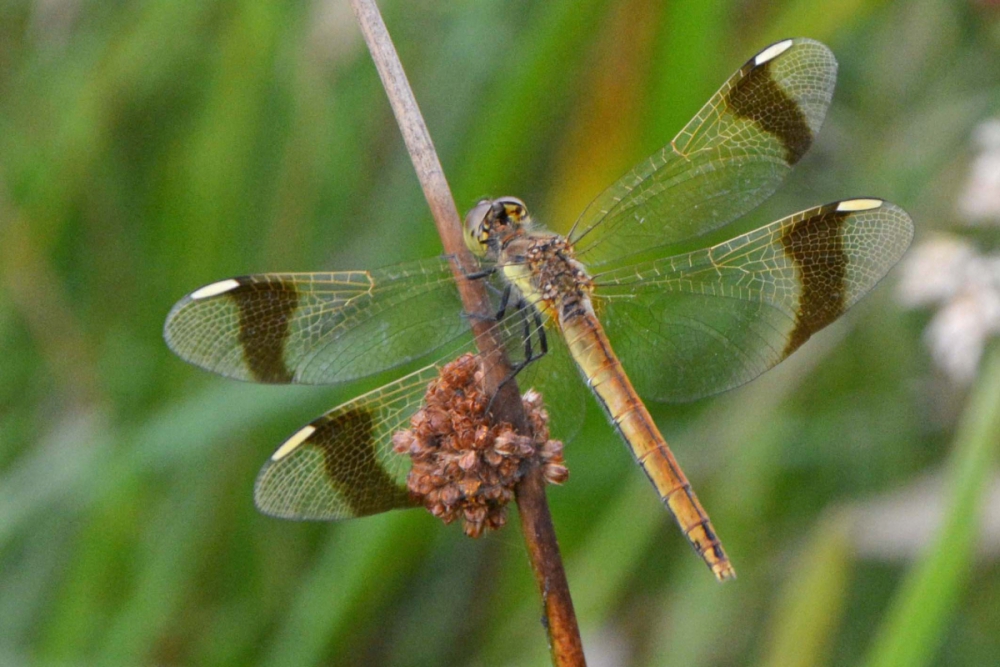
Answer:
[306, 0, 362, 67]
[586, 624, 632, 667]
[897, 235, 978, 307]
[958, 118, 1000, 224]
[898, 235, 1000, 383]
[30, 0, 83, 49]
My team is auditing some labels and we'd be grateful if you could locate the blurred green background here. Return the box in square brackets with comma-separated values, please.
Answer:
[2, 0, 1000, 665]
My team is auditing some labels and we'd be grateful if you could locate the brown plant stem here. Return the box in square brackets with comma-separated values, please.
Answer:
[347, 1, 584, 664]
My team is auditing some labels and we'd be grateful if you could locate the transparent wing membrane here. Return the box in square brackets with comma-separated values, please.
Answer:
[164, 258, 468, 385]
[253, 365, 434, 520]
[592, 199, 913, 402]
[571, 38, 837, 266]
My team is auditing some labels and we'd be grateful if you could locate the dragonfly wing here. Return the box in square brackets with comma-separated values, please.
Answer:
[572, 38, 836, 266]
[164, 257, 470, 385]
[254, 309, 586, 520]
[254, 364, 438, 519]
[593, 199, 913, 402]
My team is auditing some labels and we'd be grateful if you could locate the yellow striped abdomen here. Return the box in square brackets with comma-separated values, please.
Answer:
[561, 310, 735, 581]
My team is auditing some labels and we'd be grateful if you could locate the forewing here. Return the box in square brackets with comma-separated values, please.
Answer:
[572, 38, 837, 266]
[164, 258, 468, 385]
[593, 199, 913, 402]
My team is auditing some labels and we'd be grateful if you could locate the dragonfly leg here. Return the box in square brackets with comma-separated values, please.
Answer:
[448, 252, 497, 282]
[463, 266, 497, 281]
[533, 307, 548, 356]
[461, 281, 507, 325]
[494, 284, 512, 321]
[486, 300, 548, 417]
[519, 299, 534, 362]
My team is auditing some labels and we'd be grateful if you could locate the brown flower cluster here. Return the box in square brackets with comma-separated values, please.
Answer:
[392, 353, 568, 538]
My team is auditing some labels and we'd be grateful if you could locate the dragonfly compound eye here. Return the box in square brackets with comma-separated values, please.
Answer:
[464, 199, 494, 256]
[496, 196, 528, 226]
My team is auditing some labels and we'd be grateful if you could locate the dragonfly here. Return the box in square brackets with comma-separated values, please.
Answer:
[164, 38, 913, 581]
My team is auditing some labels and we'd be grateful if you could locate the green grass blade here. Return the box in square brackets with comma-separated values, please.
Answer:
[760, 510, 854, 667]
[863, 345, 1000, 667]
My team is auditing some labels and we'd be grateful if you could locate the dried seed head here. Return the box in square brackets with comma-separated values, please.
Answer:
[394, 353, 568, 538]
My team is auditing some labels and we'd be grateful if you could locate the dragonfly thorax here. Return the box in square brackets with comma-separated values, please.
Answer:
[503, 234, 595, 324]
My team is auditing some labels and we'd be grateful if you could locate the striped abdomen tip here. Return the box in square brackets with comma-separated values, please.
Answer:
[713, 562, 737, 582]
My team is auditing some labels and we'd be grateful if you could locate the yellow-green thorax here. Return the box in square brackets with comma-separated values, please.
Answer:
[499, 234, 594, 324]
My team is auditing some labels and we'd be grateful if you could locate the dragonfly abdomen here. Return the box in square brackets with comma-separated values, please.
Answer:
[561, 309, 736, 581]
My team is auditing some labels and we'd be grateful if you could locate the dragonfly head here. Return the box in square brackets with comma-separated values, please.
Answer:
[464, 197, 529, 257]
